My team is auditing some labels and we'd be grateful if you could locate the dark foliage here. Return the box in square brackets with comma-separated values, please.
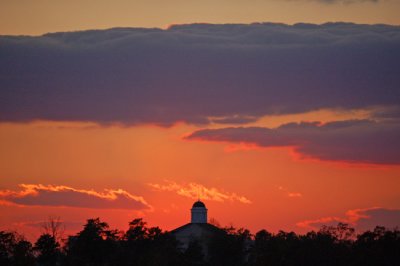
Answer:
[34, 234, 62, 266]
[208, 226, 251, 266]
[1, 221, 399, 266]
[0, 231, 35, 266]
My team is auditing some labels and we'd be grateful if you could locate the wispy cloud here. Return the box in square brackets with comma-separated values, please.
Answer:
[277, 186, 303, 198]
[297, 207, 400, 231]
[288, 192, 303, 198]
[0, 184, 152, 210]
[148, 181, 251, 204]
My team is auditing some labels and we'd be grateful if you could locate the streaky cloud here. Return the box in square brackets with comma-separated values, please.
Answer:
[148, 180, 252, 204]
[0, 184, 152, 210]
[278, 186, 303, 198]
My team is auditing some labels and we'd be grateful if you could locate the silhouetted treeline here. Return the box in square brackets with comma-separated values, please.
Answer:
[1, 218, 399, 266]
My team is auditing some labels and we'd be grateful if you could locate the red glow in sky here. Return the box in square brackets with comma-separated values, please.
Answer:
[1, 1, 400, 241]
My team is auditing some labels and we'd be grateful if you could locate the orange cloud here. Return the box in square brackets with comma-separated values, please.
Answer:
[0, 184, 152, 210]
[288, 192, 303, 198]
[148, 181, 252, 204]
[296, 216, 346, 229]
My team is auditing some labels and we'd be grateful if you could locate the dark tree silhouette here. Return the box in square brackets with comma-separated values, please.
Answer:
[125, 218, 148, 241]
[0, 231, 35, 266]
[1, 220, 400, 266]
[122, 218, 183, 266]
[248, 229, 273, 266]
[354, 226, 400, 266]
[13, 239, 35, 266]
[34, 233, 61, 266]
[0, 231, 17, 265]
[208, 226, 251, 266]
[65, 218, 119, 266]
[183, 239, 205, 266]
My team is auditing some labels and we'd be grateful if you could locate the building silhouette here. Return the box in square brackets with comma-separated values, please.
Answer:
[171, 200, 222, 254]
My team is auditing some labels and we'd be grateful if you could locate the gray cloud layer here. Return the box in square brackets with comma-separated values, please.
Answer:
[186, 119, 400, 164]
[312, 0, 379, 3]
[1, 23, 400, 125]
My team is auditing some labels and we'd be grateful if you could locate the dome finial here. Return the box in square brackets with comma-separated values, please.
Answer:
[197, 186, 201, 201]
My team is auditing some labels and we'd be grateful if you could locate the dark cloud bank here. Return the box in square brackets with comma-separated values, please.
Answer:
[313, 0, 379, 4]
[1, 23, 400, 164]
[1, 22, 400, 125]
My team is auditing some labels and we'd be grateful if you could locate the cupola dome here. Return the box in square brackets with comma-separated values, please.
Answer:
[191, 200, 207, 223]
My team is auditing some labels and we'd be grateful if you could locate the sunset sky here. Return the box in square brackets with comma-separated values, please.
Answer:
[1, 0, 400, 241]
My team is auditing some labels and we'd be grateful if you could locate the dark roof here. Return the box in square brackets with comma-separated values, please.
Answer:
[170, 222, 224, 235]
[192, 200, 206, 208]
